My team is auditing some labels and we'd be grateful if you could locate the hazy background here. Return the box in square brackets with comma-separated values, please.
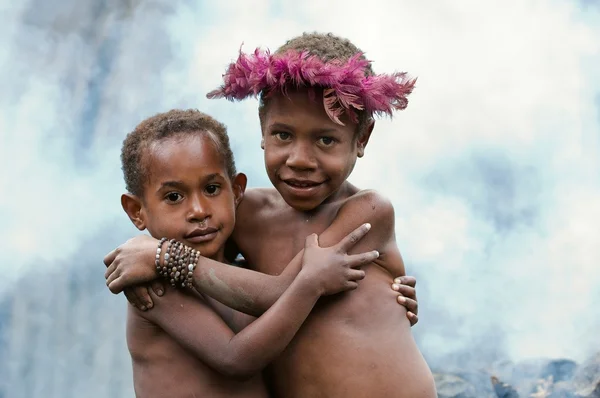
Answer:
[1, 0, 599, 396]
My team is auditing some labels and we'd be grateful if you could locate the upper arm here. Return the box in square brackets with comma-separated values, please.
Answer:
[140, 287, 244, 374]
[318, 190, 406, 277]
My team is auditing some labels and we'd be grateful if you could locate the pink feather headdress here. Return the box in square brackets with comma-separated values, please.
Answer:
[207, 48, 416, 125]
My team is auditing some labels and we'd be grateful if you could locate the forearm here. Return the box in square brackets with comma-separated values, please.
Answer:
[142, 280, 318, 379]
[190, 251, 303, 316]
[220, 272, 319, 377]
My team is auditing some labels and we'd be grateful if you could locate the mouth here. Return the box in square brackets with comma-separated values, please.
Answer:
[281, 178, 326, 197]
[184, 227, 219, 243]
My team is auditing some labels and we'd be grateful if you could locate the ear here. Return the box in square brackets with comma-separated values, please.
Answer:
[357, 119, 375, 158]
[232, 173, 247, 207]
[260, 136, 265, 150]
[121, 193, 147, 231]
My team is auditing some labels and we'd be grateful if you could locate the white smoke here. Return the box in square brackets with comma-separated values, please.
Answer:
[1, 0, 599, 396]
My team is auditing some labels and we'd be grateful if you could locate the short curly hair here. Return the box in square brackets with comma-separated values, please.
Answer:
[121, 109, 236, 197]
[259, 32, 374, 135]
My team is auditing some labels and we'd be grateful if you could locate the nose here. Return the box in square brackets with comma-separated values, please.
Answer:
[186, 194, 210, 223]
[286, 141, 317, 170]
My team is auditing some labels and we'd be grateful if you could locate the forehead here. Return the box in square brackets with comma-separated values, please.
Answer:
[264, 88, 357, 133]
[144, 133, 226, 183]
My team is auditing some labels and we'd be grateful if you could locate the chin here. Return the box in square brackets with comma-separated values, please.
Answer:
[280, 195, 321, 212]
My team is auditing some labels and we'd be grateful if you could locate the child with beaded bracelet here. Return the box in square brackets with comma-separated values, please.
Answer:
[112, 108, 382, 398]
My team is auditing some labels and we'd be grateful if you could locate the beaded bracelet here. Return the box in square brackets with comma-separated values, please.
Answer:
[156, 238, 200, 288]
[155, 237, 167, 275]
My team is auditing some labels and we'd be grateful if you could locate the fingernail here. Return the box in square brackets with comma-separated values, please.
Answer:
[397, 296, 406, 303]
[146, 303, 153, 309]
[140, 306, 147, 311]
[374, 250, 379, 257]
[365, 223, 371, 230]
[391, 283, 400, 290]
[157, 290, 163, 296]
[394, 277, 401, 284]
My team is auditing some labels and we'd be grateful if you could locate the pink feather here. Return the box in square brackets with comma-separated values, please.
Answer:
[207, 47, 416, 125]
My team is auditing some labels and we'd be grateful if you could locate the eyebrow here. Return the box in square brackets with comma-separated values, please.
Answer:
[157, 180, 186, 192]
[204, 173, 222, 182]
[157, 174, 223, 192]
[269, 122, 338, 135]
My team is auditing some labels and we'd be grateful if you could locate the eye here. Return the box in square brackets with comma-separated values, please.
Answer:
[205, 184, 221, 196]
[165, 192, 183, 203]
[273, 131, 291, 141]
[318, 136, 336, 146]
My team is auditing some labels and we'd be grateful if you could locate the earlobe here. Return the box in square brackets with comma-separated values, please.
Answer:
[232, 173, 248, 207]
[121, 193, 146, 230]
[357, 119, 375, 158]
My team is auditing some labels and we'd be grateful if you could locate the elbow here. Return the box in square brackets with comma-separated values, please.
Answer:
[219, 365, 259, 382]
[217, 356, 262, 381]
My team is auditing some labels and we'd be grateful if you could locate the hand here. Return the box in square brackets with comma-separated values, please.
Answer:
[300, 223, 379, 296]
[104, 235, 161, 294]
[124, 281, 166, 311]
[392, 276, 419, 326]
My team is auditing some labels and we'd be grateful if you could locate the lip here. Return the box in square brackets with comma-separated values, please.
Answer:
[281, 178, 325, 198]
[184, 227, 219, 243]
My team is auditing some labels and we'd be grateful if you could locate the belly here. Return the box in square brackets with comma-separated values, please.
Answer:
[267, 266, 436, 398]
[130, 333, 269, 398]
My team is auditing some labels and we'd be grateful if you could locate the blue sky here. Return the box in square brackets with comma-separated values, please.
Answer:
[1, 0, 599, 374]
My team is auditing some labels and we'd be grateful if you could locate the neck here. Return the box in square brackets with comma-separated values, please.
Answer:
[295, 181, 357, 216]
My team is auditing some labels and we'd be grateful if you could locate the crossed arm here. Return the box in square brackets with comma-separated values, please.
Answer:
[124, 227, 378, 378]
[137, 272, 320, 379]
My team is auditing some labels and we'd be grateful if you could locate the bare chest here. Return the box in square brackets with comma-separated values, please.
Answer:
[238, 205, 340, 275]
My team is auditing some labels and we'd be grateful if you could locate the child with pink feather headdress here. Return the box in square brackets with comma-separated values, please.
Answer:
[205, 32, 437, 398]
[104, 32, 435, 397]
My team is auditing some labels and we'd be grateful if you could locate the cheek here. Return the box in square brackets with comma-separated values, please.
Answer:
[325, 151, 356, 177]
[264, 149, 281, 173]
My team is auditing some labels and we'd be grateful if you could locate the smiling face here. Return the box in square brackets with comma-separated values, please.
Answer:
[261, 88, 372, 212]
[125, 132, 245, 261]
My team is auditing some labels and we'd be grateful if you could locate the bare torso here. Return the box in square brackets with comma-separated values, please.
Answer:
[127, 306, 269, 398]
[233, 186, 436, 398]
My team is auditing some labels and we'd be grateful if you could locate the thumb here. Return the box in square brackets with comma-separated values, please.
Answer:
[304, 233, 319, 249]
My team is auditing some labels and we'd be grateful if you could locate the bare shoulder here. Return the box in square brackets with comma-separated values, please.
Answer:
[242, 187, 280, 207]
[236, 187, 281, 228]
[320, 188, 396, 249]
[341, 189, 404, 275]
[340, 189, 396, 234]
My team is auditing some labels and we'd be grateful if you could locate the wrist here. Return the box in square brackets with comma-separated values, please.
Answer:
[156, 239, 200, 288]
[295, 270, 324, 297]
[155, 237, 168, 274]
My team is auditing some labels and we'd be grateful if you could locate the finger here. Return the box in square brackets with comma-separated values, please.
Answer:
[123, 289, 138, 309]
[344, 281, 359, 291]
[103, 248, 118, 267]
[304, 233, 319, 249]
[106, 272, 122, 293]
[394, 275, 416, 288]
[407, 312, 419, 327]
[134, 286, 154, 309]
[397, 296, 418, 313]
[346, 250, 379, 268]
[150, 280, 165, 297]
[104, 261, 117, 280]
[129, 287, 148, 311]
[347, 269, 366, 281]
[391, 284, 416, 300]
[337, 223, 371, 253]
